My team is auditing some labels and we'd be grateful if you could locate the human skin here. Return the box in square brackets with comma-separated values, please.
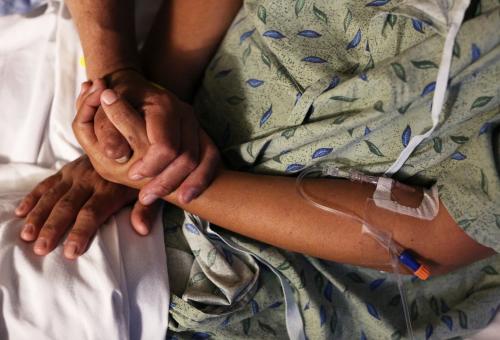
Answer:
[64, 0, 241, 203]
[73, 86, 496, 276]
[14, 0, 242, 259]
[14, 156, 156, 259]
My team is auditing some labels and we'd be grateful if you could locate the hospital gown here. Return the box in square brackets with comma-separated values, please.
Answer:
[164, 0, 500, 338]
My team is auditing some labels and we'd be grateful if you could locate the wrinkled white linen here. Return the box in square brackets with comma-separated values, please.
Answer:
[0, 1, 169, 339]
[0, 194, 169, 340]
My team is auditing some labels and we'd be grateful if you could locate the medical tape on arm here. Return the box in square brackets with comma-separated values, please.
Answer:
[372, 177, 439, 220]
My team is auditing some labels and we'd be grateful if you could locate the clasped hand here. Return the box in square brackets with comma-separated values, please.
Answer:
[88, 70, 220, 204]
[16, 74, 219, 259]
[74, 76, 220, 200]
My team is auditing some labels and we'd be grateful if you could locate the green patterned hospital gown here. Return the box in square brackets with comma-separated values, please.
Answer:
[163, 0, 500, 339]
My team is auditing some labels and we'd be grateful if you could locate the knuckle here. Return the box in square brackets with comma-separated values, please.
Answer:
[150, 179, 174, 195]
[68, 228, 91, 240]
[56, 197, 79, 214]
[40, 223, 59, 236]
[21, 194, 35, 206]
[44, 185, 62, 198]
[155, 143, 179, 163]
[37, 177, 57, 193]
[156, 183, 175, 195]
[179, 154, 198, 173]
[79, 206, 99, 222]
[151, 92, 173, 108]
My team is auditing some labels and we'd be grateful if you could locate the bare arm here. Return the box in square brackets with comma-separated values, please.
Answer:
[141, 0, 242, 100]
[75, 93, 496, 276]
[65, 0, 139, 79]
[162, 170, 494, 274]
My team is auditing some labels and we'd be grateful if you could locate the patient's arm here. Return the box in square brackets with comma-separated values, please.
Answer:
[74, 88, 496, 276]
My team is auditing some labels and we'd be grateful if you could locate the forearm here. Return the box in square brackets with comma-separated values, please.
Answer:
[141, 0, 242, 100]
[132, 170, 493, 274]
[65, 0, 139, 79]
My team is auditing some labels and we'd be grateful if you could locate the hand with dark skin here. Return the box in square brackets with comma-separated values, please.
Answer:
[15, 83, 160, 260]
[14, 156, 160, 259]
[93, 69, 220, 205]
[13, 0, 239, 259]
[65, 0, 242, 205]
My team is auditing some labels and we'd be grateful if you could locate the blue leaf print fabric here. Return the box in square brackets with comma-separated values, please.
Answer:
[246, 79, 265, 87]
[324, 75, 340, 92]
[323, 282, 333, 301]
[302, 56, 327, 63]
[425, 324, 433, 339]
[365, 0, 390, 6]
[312, 147, 333, 159]
[166, 1, 500, 340]
[240, 28, 255, 43]
[402, 125, 411, 147]
[346, 29, 362, 49]
[285, 163, 305, 173]
[320, 305, 327, 326]
[479, 122, 492, 135]
[369, 278, 385, 291]
[421, 82, 436, 96]
[441, 315, 453, 331]
[412, 19, 424, 33]
[298, 30, 322, 38]
[366, 303, 380, 320]
[263, 30, 286, 39]
[259, 106, 272, 126]
[451, 151, 467, 160]
[471, 43, 481, 62]
[184, 223, 200, 235]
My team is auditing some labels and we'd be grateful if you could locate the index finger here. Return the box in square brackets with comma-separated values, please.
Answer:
[100, 89, 148, 151]
[73, 81, 106, 148]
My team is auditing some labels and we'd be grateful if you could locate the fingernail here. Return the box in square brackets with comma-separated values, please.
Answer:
[136, 222, 149, 236]
[141, 193, 158, 206]
[21, 224, 35, 240]
[129, 172, 144, 181]
[64, 242, 80, 259]
[116, 155, 130, 164]
[182, 188, 200, 204]
[34, 238, 48, 254]
[15, 202, 26, 215]
[101, 89, 118, 105]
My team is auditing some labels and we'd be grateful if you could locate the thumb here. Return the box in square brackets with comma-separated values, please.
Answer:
[130, 200, 161, 235]
[100, 89, 148, 151]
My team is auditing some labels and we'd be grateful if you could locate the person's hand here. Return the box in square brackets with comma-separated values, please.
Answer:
[86, 69, 220, 205]
[72, 85, 220, 203]
[14, 156, 160, 260]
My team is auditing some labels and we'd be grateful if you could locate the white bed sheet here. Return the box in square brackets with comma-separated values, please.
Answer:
[0, 1, 169, 339]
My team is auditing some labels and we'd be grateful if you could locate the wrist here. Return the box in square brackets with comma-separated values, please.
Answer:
[82, 30, 141, 80]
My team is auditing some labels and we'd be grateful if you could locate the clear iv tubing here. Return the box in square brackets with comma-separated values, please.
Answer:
[295, 165, 415, 339]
